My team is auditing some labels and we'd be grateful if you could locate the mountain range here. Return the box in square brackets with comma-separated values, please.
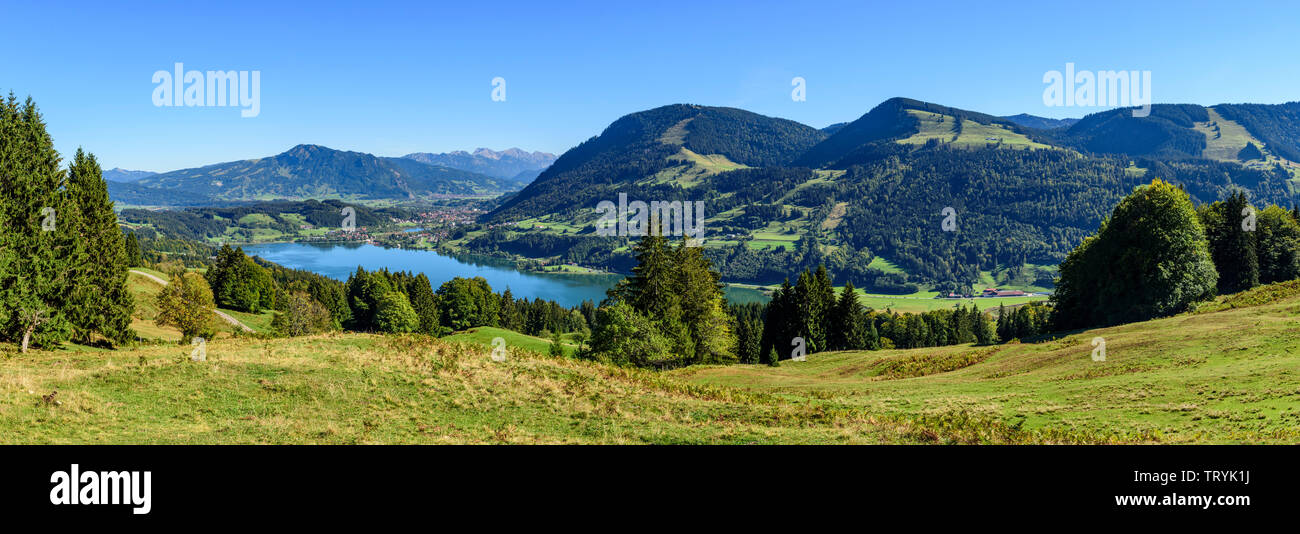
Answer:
[402, 147, 556, 182]
[110, 95, 1300, 290]
[102, 168, 156, 183]
[110, 144, 532, 206]
[475, 97, 1300, 289]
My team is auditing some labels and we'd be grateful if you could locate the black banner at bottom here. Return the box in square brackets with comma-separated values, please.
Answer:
[2, 445, 1290, 523]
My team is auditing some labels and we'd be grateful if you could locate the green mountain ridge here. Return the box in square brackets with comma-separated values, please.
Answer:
[475, 97, 1300, 291]
[122, 144, 519, 204]
[488, 104, 826, 222]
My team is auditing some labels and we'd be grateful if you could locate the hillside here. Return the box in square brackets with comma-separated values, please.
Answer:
[118, 199, 413, 242]
[1000, 113, 1079, 130]
[676, 280, 1300, 443]
[0, 331, 939, 444]
[120, 144, 518, 204]
[467, 97, 1300, 292]
[102, 167, 156, 183]
[486, 104, 827, 222]
[794, 97, 1038, 168]
[7, 279, 1300, 444]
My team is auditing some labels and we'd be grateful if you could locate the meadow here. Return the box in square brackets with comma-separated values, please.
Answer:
[4, 272, 1296, 445]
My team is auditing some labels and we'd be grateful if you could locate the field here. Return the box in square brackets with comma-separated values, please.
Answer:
[677, 281, 1300, 443]
[855, 293, 1046, 313]
[6, 272, 1296, 444]
[897, 110, 1054, 149]
[443, 326, 580, 357]
[0, 332, 947, 444]
[126, 269, 276, 341]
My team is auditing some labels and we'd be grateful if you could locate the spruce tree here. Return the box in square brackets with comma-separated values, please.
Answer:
[0, 95, 73, 351]
[832, 282, 866, 350]
[123, 231, 142, 267]
[810, 265, 835, 352]
[971, 308, 993, 345]
[1206, 191, 1259, 294]
[406, 273, 440, 335]
[65, 149, 135, 345]
[673, 240, 735, 364]
[866, 315, 881, 350]
[759, 279, 795, 364]
[996, 303, 1010, 342]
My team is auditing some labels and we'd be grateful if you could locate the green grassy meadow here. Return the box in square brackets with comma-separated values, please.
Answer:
[677, 282, 1300, 443]
[4, 277, 1299, 444]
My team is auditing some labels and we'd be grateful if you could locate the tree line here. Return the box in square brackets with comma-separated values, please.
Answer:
[0, 95, 134, 352]
[1053, 179, 1300, 331]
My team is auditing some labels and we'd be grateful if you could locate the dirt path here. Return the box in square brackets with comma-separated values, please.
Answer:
[129, 270, 256, 333]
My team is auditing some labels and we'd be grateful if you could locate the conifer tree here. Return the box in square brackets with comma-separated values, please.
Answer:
[406, 273, 440, 335]
[759, 279, 796, 364]
[65, 149, 135, 345]
[673, 240, 735, 364]
[809, 265, 835, 352]
[123, 231, 142, 267]
[1203, 190, 1259, 294]
[865, 315, 881, 350]
[0, 95, 74, 351]
[831, 282, 867, 350]
[548, 330, 565, 357]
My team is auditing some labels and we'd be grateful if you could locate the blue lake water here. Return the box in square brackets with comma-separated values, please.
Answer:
[241, 242, 768, 307]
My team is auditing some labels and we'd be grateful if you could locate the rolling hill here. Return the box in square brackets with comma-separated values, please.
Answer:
[119, 144, 519, 204]
[487, 104, 827, 222]
[794, 97, 1039, 168]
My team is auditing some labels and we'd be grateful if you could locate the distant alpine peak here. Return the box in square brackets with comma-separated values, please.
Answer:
[471, 147, 552, 159]
[400, 147, 558, 181]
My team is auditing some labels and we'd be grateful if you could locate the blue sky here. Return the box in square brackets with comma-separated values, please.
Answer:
[2, 0, 1297, 172]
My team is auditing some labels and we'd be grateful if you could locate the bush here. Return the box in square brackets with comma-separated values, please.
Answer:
[155, 272, 217, 343]
[374, 291, 418, 334]
[271, 291, 335, 337]
[584, 302, 674, 368]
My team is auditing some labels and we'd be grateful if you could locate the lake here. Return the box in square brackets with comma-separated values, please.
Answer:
[241, 242, 769, 307]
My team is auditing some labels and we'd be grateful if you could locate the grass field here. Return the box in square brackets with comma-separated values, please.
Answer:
[0, 332, 952, 444]
[676, 281, 1300, 444]
[127, 270, 274, 338]
[898, 110, 1054, 149]
[9, 272, 1295, 444]
[442, 326, 580, 358]
[855, 294, 1046, 313]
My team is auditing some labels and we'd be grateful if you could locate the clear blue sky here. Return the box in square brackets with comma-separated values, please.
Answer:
[2, 0, 1297, 172]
